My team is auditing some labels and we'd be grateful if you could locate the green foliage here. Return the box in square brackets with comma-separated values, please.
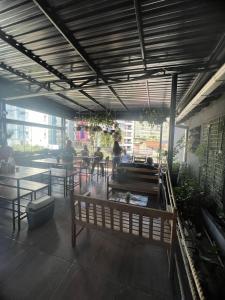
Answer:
[142, 108, 168, 124]
[100, 132, 114, 147]
[78, 112, 114, 127]
[194, 143, 207, 162]
[12, 143, 45, 153]
[174, 173, 204, 221]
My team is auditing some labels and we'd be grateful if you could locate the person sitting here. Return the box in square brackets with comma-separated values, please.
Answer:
[0, 143, 14, 162]
[91, 147, 104, 176]
[145, 157, 158, 170]
[62, 140, 76, 169]
[120, 149, 131, 163]
[81, 145, 90, 166]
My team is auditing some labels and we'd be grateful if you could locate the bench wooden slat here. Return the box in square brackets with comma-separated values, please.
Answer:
[71, 193, 176, 256]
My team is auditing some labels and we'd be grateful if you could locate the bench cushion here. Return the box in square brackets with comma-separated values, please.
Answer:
[27, 196, 55, 229]
[27, 195, 54, 211]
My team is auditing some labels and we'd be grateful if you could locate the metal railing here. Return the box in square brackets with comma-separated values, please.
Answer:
[162, 166, 205, 300]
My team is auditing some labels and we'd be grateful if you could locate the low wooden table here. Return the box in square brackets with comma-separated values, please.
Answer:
[107, 180, 159, 200]
[109, 192, 149, 207]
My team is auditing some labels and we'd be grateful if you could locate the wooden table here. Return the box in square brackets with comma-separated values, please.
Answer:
[0, 166, 50, 230]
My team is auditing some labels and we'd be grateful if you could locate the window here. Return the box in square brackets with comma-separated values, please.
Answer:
[6, 105, 63, 152]
[65, 119, 75, 141]
[7, 124, 62, 152]
[6, 104, 62, 126]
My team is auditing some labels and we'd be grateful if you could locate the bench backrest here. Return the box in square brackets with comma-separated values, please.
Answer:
[71, 194, 176, 248]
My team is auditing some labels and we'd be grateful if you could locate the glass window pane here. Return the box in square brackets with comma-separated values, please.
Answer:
[6, 104, 62, 127]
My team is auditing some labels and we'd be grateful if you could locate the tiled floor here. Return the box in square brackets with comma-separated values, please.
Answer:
[0, 176, 174, 300]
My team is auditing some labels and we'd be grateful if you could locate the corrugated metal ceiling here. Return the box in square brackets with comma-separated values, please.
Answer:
[0, 0, 224, 115]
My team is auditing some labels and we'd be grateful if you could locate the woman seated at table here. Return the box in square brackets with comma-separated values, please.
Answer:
[81, 145, 90, 166]
[91, 147, 104, 176]
[0, 143, 14, 162]
[120, 149, 131, 163]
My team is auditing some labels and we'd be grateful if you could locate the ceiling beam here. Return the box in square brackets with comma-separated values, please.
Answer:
[134, 0, 147, 70]
[0, 29, 104, 111]
[0, 62, 94, 112]
[33, 0, 128, 111]
[32, 63, 218, 87]
[0, 28, 73, 85]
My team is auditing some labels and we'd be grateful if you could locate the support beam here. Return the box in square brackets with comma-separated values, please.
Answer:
[0, 63, 94, 112]
[159, 123, 163, 163]
[0, 28, 73, 85]
[0, 100, 7, 146]
[168, 74, 178, 173]
[0, 31, 103, 111]
[134, 0, 146, 70]
[33, 0, 128, 111]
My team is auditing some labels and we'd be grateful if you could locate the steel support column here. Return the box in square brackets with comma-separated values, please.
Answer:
[168, 74, 178, 172]
[159, 123, 163, 163]
[0, 100, 7, 146]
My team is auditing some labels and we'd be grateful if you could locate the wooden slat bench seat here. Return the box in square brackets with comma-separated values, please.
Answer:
[0, 179, 48, 199]
[0, 185, 32, 201]
[71, 193, 177, 273]
[119, 173, 159, 183]
[117, 166, 159, 175]
[0, 185, 32, 230]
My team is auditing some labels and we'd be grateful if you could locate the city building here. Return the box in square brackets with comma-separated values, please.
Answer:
[117, 120, 134, 154]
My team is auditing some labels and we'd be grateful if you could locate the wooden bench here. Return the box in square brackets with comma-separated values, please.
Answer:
[117, 166, 159, 175]
[0, 179, 49, 199]
[0, 185, 32, 230]
[70, 193, 177, 273]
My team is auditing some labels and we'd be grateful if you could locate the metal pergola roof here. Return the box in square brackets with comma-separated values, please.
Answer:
[0, 0, 225, 117]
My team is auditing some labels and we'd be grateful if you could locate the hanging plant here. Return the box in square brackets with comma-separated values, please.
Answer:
[141, 108, 168, 124]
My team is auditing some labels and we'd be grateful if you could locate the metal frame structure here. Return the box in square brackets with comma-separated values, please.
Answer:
[0, 0, 224, 116]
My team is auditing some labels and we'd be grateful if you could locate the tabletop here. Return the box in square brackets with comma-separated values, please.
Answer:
[50, 168, 78, 178]
[32, 158, 75, 165]
[0, 166, 49, 180]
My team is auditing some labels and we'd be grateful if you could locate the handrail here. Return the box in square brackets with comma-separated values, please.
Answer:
[162, 166, 205, 300]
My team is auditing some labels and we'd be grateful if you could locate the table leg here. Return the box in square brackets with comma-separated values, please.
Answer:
[48, 170, 52, 196]
[12, 201, 15, 231]
[17, 179, 21, 230]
